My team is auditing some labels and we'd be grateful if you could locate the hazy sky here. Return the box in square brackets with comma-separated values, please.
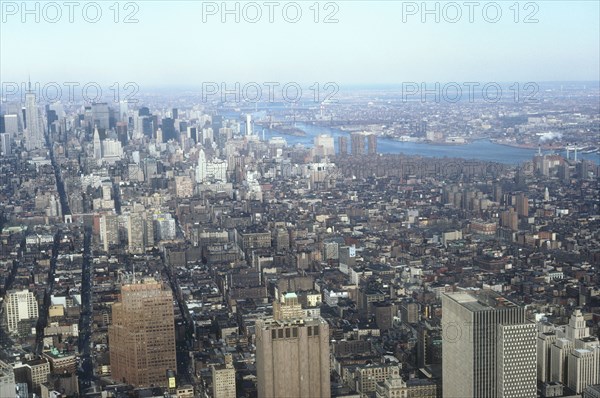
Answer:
[1, 1, 599, 87]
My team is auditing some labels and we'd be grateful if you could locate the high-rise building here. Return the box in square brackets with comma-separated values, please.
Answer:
[515, 192, 529, 217]
[93, 127, 102, 160]
[245, 114, 252, 136]
[3, 114, 19, 135]
[442, 291, 537, 398]
[0, 360, 16, 398]
[255, 293, 331, 398]
[351, 132, 366, 156]
[314, 134, 335, 158]
[367, 133, 378, 155]
[92, 103, 110, 130]
[539, 310, 600, 394]
[108, 280, 176, 387]
[187, 126, 198, 143]
[338, 136, 348, 155]
[211, 353, 236, 398]
[3, 289, 39, 335]
[161, 118, 177, 141]
[1, 133, 11, 156]
[99, 214, 119, 251]
[25, 84, 44, 150]
[196, 149, 207, 183]
[128, 212, 146, 254]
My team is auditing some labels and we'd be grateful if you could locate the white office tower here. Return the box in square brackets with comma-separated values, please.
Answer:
[540, 309, 600, 394]
[246, 114, 252, 136]
[4, 289, 39, 334]
[196, 149, 207, 183]
[442, 291, 537, 398]
[25, 86, 44, 150]
[93, 126, 102, 160]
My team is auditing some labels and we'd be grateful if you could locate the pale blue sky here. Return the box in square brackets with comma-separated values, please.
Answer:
[1, 1, 599, 86]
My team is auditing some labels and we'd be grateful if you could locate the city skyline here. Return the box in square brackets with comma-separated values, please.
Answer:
[1, 1, 599, 398]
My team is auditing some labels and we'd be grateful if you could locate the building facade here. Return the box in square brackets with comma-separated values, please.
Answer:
[108, 280, 176, 387]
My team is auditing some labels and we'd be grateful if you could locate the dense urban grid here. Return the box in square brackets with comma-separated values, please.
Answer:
[0, 82, 599, 398]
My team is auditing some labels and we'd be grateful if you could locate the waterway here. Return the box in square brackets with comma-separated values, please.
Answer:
[261, 123, 599, 165]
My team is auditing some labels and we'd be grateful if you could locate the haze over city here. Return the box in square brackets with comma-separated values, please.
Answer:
[0, 2, 599, 398]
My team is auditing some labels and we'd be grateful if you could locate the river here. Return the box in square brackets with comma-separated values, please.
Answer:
[260, 123, 599, 165]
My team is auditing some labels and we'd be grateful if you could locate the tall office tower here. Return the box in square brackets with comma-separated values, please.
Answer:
[442, 291, 536, 398]
[367, 133, 378, 155]
[351, 132, 366, 156]
[3, 114, 19, 135]
[4, 289, 39, 334]
[196, 149, 207, 183]
[108, 280, 176, 387]
[93, 127, 103, 160]
[256, 293, 331, 398]
[161, 118, 177, 141]
[245, 114, 252, 136]
[46, 109, 58, 133]
[24, 84, 44, 150]
[172, 108, 178, 119]
[314, 134, 335, 158]
[92, 103, 111, 130]
[187, 126, 198, 144]
[1, 133, 11, 156]
[118, 100, 129, 123]
[338, 136, 348, 155]
[212, 353, 236, 398]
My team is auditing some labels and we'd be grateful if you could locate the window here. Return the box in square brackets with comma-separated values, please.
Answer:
[285, 328, 291, 338]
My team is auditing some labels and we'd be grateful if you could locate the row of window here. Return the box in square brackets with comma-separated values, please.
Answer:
[270, 325, 320, 339]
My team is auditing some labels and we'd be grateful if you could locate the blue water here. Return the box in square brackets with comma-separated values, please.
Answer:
[262, 123, 599, 165]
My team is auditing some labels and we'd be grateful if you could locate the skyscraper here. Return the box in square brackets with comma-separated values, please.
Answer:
[196, 149, 207, 183]
[539, 310, 600, 394]
[367, 133, 378, 155]
[338, 136, 348, 155]
[351, 132, 366, 156]
[256, 293, 331, 398]
[3, 114, 19, 135]
[314, 134, 335, 158]
[108, 280, 176, 387]
[24, 84, 44, 150]
[4, 289, 39, 335]
[93, 126, 102, 161]
[1, 133, 11, 156]
[442, 291, 536, 398]
[91, 102, 110, 130]
[245, 114, 252, 136]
